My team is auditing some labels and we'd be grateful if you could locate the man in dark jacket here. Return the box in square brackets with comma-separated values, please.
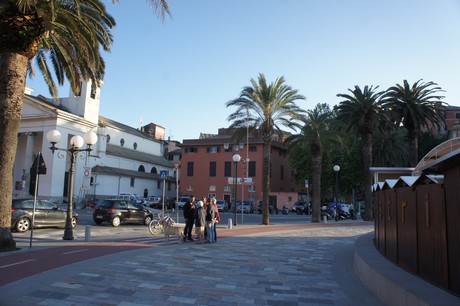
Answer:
[183, 195, 195, 242]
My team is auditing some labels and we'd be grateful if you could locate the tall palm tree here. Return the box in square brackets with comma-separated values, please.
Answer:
[383, 80, 446, 167]
[285, 103, 341, 223]
[0, 0, 169, 252]
[226, 73, 305, 225]
[335, 85, 389, 221]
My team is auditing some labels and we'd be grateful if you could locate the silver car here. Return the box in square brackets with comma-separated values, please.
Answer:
[216, 200, 227, 212]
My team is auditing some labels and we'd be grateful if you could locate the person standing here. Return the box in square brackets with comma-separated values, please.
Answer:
[183, 195, 195, 242]
[194, 200, 206, 243]
[211, 198, 220, 242]
[205, 198, 217, 244]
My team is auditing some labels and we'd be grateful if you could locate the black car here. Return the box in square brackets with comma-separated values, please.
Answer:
[93, 199, 153, 227]
[11, 198, 78, 232]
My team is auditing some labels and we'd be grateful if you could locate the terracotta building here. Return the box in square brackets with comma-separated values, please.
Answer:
[179, 128, 303, 210]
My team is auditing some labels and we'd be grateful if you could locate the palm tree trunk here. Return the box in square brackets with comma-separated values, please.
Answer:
[408, 129, 419, 167]
[0, 52, 28, 252]
[362, 132, 373, 221]
[262, 140, 271, 225]
[310, 150, 322, 223]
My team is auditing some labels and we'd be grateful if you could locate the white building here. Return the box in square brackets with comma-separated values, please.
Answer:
[14, 81, 177, 204]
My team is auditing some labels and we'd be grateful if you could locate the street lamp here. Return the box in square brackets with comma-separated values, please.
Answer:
[233, 153, 241, 226]
[47, 129, 98, 240]
[174, 161, 180, 222]
[333, 165, 340, 203]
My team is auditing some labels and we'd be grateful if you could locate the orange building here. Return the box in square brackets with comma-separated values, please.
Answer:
[179, 128, 303, 210]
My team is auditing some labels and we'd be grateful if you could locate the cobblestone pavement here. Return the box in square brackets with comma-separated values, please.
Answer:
[0, 223, 383, 305]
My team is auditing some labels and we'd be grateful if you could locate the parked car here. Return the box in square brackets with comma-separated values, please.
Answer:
[236, 201, 254, 214]
[215, 200, 227, 212]
[176, 196, 191, 210]
[11, 198, 78, 232]
[93, 199, 153, 227]
[80, 199, 98, 209]
[257, 201, 275, 214]
[117, 193, 145, 205]
[146, 196, 162, 208]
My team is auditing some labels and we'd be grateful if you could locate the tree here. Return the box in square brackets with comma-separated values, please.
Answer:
[335, 85, 389, 221]
[0, 0, 169, 252]
[383, 80, 446, 167]
[226, 73, 305, 225]
[373, 129, 409, 167]
[285, 103, 341, 223]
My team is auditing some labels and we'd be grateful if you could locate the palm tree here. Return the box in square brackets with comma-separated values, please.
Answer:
[335, 85, 389, 221]
[383, 80, 446, 167]
[284, 103, 341, 223]
[226, 73, 305, 225]
[0, 0, 169, 252]
[373, 129, 409, 167]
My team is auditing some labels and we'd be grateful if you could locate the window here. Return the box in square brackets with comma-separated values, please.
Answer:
[187, 161, 194, 176]
[207, 147, 220, 153]
[186, 185, 193, 191]
[224, 161, 231, 177]
[120, 138, 125, 147]
[90, 86, 96, 99]
[249, 146, 257, 152]
[106, 135, 111, 143]
[209, 185, 216, 192]
[209, 161, 216, 177]
[130, 177, 135, 187]
[133, 142, 138, 150]
[151, 167, 158, 174]
[456, 112, 460, 119]
[280, 165, 284, 180]
[248, 161, 256, 177]
[138, 165, 145, 172]
[185, 147, 197, 153]
[224, 186, 231, 192]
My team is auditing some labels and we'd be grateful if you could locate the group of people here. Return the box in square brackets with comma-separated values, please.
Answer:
[182, 195, 220, 244]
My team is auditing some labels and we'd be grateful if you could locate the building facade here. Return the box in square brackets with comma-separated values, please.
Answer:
[180, 128, 303, 210]
[14, 82, 177, 204]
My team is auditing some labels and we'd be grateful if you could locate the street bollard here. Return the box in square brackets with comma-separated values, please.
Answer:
[85, 225, 91, 241]
[228, 219, 233, 229]
[322, 215, 327, 223]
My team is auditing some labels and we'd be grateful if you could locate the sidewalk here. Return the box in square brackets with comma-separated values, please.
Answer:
[0, 221, 458, 305]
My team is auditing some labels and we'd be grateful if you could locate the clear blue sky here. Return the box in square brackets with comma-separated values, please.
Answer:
[26, 0, 460, 142]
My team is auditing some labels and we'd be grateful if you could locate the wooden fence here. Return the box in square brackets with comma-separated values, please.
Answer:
[374, 175, 460, 297]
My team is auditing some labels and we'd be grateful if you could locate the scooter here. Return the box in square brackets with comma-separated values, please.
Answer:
[282, 205, 289, 215]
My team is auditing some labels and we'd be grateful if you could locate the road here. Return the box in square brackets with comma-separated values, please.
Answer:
[12, 208, 315, 246]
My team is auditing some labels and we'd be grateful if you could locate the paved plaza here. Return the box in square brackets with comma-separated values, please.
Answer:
[0, 222, 387, 305]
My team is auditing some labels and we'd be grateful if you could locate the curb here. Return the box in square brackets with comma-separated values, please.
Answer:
[353, 232, 459, 306]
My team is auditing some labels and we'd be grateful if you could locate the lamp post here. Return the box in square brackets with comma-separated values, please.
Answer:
[233, 153, 241, 226]
[333, 165, 340, 203]
[174, 162, 180, 222]
[47, 129, 98, 240]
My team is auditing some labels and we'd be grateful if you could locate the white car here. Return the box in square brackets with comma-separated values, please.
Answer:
[117, 193, 145, 205]
[176, 196, 191, 210]
[216, 200, 227, 212]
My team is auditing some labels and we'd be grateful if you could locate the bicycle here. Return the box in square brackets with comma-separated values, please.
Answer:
[148, 214, 176, 236]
